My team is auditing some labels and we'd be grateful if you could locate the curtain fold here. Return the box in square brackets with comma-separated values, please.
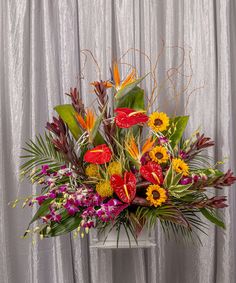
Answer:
[0, 1, 235, 282]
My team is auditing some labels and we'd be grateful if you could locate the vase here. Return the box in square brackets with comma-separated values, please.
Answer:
[89, 225, 156, 249]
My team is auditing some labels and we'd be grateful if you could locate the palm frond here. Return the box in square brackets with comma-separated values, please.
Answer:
[20, 133, 64, 180]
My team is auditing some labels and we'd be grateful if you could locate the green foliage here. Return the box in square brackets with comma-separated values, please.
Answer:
[89, 106, 106, 145]
[163, 166, 193, 198]
[42, 212, 82, 237]
[115, 74, 148, 100]
[166, 116, 189, 148]
[116, 86, 145, 110]
[54, 104, 82, 139]
[200, 208, 225, 229]
[20, 133, 64, 179]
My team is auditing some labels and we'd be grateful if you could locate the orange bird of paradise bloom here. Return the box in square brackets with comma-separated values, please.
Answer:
[76, 109, 96, 141]
[106, 62, 136, 92]
[125, 135, 156, 164]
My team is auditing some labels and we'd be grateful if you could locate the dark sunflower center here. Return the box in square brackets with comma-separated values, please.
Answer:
[154, 118, 163, 126]
[152, 191, 160, 200]
[155, 152, 163, 159]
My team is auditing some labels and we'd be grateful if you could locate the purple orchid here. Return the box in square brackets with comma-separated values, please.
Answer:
[35, 195, 48, 205]
[180, 177, 192, 185]
[64, 198, 79, 215]
[41, 165, 49, 175]
[158, 136, 169, 145]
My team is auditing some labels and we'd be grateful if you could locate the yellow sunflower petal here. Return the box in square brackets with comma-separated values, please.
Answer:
[146, 184, 167, 207]
[172, 158, 189, 176]
[149, 146, 169, 164]
[148, 112, 170, 132]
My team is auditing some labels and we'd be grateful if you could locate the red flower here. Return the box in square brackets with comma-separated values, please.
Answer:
[114, 108, 148, 128]
[110, 172, 136, 203]
[140, 161, 163, 184]
[84, 144, 112, 164]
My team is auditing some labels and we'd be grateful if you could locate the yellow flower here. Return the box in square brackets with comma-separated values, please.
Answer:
[96, 180, 113, 197]
[149, 146, 169, 164]
[148, 112, 170, 132]
[85, 164, 100, 178]
[146, 184, 167, 207]
[107, 161, 122, 176]
[172, 158, 189, 176]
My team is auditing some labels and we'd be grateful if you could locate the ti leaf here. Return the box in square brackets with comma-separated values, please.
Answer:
[54, 104, 82, 139]
[167, 116, 189, 148]
[163, 166, 173, 188]
[200, 208, 225, 229]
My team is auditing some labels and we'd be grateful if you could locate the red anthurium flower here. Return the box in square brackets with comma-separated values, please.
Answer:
[84, 144, 112, 164]
[140, 161, 163, 184]
[110, 172, 136, 203]
[114, 108, 148, 128]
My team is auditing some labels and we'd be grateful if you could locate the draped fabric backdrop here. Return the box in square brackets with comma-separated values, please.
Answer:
[0, 1, 236, 282]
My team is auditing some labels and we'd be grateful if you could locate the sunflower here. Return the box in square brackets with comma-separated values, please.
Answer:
[148, 112, 170, 132]
[96, 180, 113, 197]
[149, 146, 169, 164]
[107, 161, 122, 176]
[85, 164, 100, 178]
[172, 158, 189, 176]
[146, 184, 167, 207]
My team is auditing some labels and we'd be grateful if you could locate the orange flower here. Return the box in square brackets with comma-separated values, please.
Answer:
[76, 109, 95, 132]
[141, 137, 156, 155]
[125, 135, 155, 163]
[111, 62, 136, 91]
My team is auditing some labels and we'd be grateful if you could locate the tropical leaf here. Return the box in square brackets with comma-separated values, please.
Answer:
[167, 116, 189, 148]
[43, 213, 82, 237]
[115, 74, 149, 100]
[54, 104, 82, 139]
[20, 133, 64, 179]
[89, 105, 106, 144]
[116, 86, 145, 110]
[200, 208, 225, 229]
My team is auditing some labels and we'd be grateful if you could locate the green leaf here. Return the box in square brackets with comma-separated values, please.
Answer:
[30, 199, 52, 225]
[89, 105, 106, 145]
[168, 116, 189, 148]
[20, 133, 64, 179]
[192, 168, 224, 177]
[115, 74, 149, 100]
[54, 104, 82, 139]
[164, 166, 173, 188]
[171, 183, 193, 193]
[116, 86, 145, 110]
[44, 214, 82, 237]
[171, 173, 183, 186]
[200, 208, 225, 229]
[24, 199, 52, 236]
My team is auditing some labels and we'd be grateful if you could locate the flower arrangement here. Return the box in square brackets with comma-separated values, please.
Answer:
[19, 63, 236, 245]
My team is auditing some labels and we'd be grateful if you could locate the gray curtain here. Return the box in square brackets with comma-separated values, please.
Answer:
[0, 0, 236, 282]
